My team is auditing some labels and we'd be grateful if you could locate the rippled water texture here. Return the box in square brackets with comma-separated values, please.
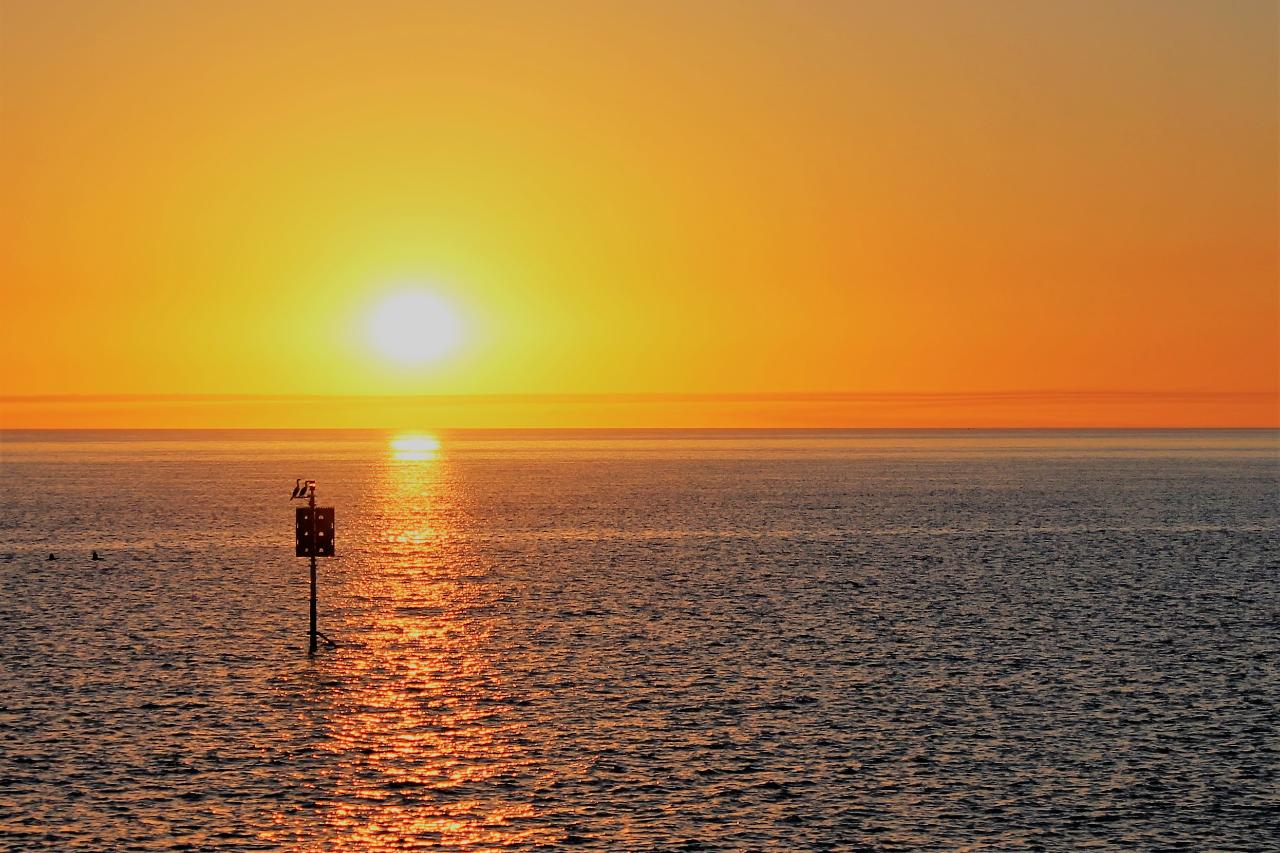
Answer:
[1, 429, 1277, 851]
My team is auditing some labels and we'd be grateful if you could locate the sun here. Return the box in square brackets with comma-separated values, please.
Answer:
[365, 290, 463, 366]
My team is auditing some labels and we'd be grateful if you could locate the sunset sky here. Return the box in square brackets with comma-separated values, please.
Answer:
[2, 0, 1276, 427]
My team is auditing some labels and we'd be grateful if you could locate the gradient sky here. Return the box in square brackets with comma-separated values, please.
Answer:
[1, 0, 1276, 427]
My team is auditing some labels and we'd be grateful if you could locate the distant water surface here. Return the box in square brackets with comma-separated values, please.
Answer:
[1, 429, 1277, 851]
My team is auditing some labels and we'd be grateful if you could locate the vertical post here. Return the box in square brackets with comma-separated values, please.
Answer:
[309, 555, 318, 656]
[308, 488, 318, 657]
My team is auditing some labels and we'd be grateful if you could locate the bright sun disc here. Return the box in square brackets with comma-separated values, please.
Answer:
[366, 290, 462, 366]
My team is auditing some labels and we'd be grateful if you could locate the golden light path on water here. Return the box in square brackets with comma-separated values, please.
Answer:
[303, 433, 557, 850]
[389, 434, 442, 463]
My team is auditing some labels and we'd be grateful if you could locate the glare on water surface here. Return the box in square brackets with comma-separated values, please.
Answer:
[389, 434, 442, 462]
[298, 434, 558, 849]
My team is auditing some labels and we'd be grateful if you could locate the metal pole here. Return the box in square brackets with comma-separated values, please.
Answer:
[309, 555, 318, 656]
[308, 488, 317, 657]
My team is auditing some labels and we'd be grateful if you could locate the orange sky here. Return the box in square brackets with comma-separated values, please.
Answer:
[1, 1, 1277, 428]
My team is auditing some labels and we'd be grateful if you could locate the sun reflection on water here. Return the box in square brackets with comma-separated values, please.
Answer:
[301, 435, 557, 849]
[389, 433, 442, 462]
[384, 435, 446, 543]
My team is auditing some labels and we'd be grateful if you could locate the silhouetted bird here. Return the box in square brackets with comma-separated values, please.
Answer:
[290, 479, 302, 499]
[91, 551, 101, 561]
[47, 553, 56, 561]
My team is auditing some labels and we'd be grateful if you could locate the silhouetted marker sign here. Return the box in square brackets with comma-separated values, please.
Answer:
[296, 507, 336, 558]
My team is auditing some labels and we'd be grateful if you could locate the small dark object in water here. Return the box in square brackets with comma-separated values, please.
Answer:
[91, 551, 102, 561]
[47, 553, 56, 561]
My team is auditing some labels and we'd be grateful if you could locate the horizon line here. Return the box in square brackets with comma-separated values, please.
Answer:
[5, 389, 1275, 430]
[3, 426, 1278, 433]
[5, 390, 1277, 405]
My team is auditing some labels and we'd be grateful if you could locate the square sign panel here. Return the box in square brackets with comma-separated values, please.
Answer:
[296, 507, 337, 558]
[296, 508, 315, 557]
[313, 508, 335, 557]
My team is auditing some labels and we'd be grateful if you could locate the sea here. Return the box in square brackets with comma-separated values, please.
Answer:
[1, 429, 1277, 851]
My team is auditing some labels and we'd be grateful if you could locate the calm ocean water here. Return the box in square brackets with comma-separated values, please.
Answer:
[0, 429, 1277, 851]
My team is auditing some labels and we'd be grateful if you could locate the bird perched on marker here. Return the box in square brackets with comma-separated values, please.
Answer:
[290, 479, 301, 499]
